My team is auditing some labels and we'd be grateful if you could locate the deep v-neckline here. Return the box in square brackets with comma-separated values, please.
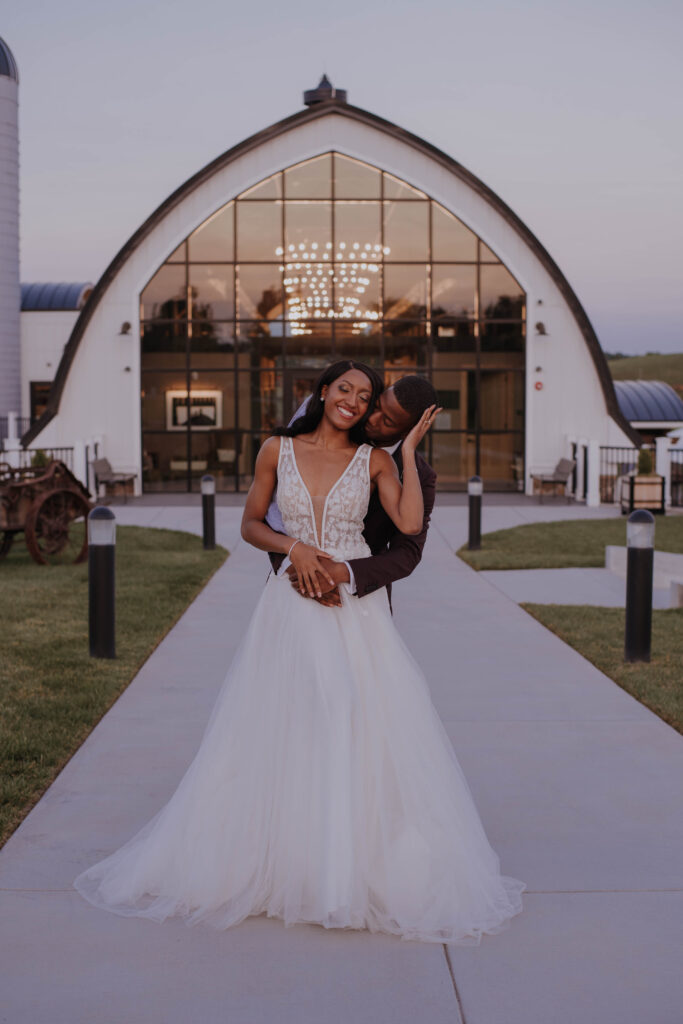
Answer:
[288, 438, 364, 549]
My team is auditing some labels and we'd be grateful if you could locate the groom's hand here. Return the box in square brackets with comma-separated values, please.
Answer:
[286, 557, 349, 606]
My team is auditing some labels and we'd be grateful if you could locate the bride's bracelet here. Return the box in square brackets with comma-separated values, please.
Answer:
[287, 539, 301, 559]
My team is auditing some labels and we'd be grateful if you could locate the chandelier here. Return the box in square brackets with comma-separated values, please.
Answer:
[277, 240, 390, 336]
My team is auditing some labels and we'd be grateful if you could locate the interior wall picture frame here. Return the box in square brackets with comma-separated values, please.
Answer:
[165, 389, 223, 431]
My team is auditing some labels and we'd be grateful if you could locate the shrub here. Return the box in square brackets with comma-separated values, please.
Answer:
[30, 449, 50, 468]
[637, 448, 654, 475]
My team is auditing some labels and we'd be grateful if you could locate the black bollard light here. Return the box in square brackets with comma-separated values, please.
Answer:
[201, 474, 216, 550]
[88, 506, 116, 659]
[468, 475, 483, 551]
[624, 509, 655, 663]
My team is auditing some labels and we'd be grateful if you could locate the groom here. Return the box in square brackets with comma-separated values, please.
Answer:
[267, 374, 438, 610]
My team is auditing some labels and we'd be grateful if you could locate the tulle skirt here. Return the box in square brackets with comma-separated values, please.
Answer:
[74, 572, 525, 944]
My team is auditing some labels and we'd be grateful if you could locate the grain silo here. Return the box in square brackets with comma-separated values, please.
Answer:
[0, 36, 20, 422]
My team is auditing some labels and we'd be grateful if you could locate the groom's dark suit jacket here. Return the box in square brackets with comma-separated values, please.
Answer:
[269, 444, 436, 610]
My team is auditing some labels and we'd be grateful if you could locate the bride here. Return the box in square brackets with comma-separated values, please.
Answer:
[74, 359, 526, 945]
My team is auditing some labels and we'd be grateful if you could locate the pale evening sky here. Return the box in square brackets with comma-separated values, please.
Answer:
[3, 0, 681, 355]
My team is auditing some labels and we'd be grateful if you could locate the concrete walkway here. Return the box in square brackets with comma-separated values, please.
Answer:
[1, 502, 682, 1023]
[481, 567, 674, 608]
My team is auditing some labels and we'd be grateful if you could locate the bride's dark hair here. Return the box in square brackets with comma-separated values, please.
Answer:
[273, 360, 383, 444]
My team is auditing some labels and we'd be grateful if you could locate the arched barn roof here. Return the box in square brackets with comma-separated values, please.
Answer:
[614, 380, 683, 423]
[21, 282, 93, 312]
[21, 87, 640, 447]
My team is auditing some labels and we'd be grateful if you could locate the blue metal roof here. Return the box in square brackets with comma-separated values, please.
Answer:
[614, 379, 683, 423]
[21, 282, 92, 312]
[0, 37, 19, 82]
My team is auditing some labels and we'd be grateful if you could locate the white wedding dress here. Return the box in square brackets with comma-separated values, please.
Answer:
[74, 436, 526, 944]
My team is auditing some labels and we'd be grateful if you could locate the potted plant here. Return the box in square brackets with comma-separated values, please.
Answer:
[622, 447, 664, 514]
[30, 449, 50, 469]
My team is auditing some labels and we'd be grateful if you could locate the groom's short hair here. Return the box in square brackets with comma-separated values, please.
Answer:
[393, 375, 439, 424]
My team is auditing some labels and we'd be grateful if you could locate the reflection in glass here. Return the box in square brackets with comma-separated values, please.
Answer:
[141, 320, 187, 355]
[432, 379, 464, 433]
[189, 265, 234, 321]
[284, 324, 333, 366]
[188, 203, 234, 262]
[283, 260, 334, 324]
[480, 372, 524, 431]
[235, 322, 283, 363]
[432, 320, 476, 357]
[236, 369, 283, 432]
[432, 265, 477, 319]
[479, 433, 524, 488]
[383, 201, 429, 260]
[480, 265, 524, 318]
[189, 321, 234, 354]
[334, 154, 381, 198]
[285, 201, 332, 255]
[236, 320, 281, 339]
[479, 241, 500, 262]
[430, 432, 476, 485]
[333, 262, 380, 326]
[432, 204, 477, 261]
[383, 173, 427, 199]
[433, 369, 477, 430]
[141, 265, 186, 320]
[480, 321, 525, 354]
[239, 174, 283, 200]
[334, 323, 382, 366]
[384, 324, 428, 370]
[384, 265, 428, 318]
[141, 372, 188, 431]
[236, 201, 283, 260]
[284, 155, 332, 198]
[334, 202, 381, 256]
[282, 371, 319, 423]
[166, 241, 186, 263]
[237, 265, 283, 320]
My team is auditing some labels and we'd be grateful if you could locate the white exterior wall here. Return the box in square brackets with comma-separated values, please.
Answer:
[0, 73, 20, 417]
[29, 111, 632, 489]
[20, 310, 79, 417]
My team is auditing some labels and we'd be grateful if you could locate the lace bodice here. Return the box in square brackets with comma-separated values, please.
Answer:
[276, 436, 372, 561]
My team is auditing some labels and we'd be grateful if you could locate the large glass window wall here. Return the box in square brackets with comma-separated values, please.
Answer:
[140, 152, 526, 492]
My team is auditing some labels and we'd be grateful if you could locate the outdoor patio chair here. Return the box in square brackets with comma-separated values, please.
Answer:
[91, 458, 137, 503]
[531, 458, 576, 503]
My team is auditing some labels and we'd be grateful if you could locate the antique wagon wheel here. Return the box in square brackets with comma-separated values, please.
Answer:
[25, 488, 90, 565]
[0, 531, 15, 558]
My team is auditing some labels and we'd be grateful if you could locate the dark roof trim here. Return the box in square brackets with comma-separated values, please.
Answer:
[21, 282, 93, 312]
[23, 98, 640, 447]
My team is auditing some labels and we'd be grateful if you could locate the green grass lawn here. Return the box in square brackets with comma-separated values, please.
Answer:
[523, 604, 683, 736]
[0, 526, 227, 848]
[458, 516, 683, 571]
[608, 352, 683, 392]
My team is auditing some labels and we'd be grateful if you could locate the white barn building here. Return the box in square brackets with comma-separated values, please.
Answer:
[8, 65, 638, 498]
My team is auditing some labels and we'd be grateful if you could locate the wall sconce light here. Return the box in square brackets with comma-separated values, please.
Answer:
[535, 322, 548, 336]
[119, 322, 131, 335]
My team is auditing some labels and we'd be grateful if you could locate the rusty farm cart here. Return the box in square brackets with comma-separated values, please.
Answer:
[0, 460, 93, 565]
